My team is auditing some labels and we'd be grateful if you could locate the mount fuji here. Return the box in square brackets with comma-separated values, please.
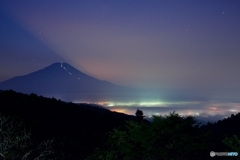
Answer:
[0, 62, 134, 102]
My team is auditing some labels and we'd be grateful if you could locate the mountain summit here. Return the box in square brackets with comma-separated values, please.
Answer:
[0, 62, 132, 102]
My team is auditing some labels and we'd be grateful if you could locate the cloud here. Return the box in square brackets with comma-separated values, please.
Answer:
[106, 101, 240, 123]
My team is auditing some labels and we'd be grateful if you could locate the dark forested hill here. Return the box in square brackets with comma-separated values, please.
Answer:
[200, 113, 240, 152]
[1, 90, 240, 159]
[0, 90, 135, 159]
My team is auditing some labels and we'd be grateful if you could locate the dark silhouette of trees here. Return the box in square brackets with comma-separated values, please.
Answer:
[135, 109, 145, 122]
[0, 90, 134, 159]
[0, 114, 54, 160]
[88, 112, 211, 160]
[200, 112, 240, 152]
[223, 135, 240, 154]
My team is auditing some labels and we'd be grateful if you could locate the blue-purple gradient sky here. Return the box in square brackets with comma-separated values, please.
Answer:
[1, 1, 240, 120]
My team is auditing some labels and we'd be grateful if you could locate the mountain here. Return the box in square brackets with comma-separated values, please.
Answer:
[0, 62, 134, 102]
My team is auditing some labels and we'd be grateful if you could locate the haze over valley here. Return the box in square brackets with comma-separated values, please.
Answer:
[0, 62, 239, 123]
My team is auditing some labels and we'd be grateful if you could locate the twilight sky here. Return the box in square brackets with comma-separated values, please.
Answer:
[1, 1, 240, 106]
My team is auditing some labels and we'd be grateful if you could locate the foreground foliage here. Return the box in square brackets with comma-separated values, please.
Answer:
[223, 135, 240, 154]
[0, 114, 54, 160]
[88, 112, 211, 160]
[0, 90, 134, 159]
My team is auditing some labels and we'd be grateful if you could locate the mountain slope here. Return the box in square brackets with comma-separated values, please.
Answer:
[0, 90, 136, 159]
[0, 62, 133, 101]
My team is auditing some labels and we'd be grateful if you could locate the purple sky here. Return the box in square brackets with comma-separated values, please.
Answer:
[1, 1, 240, 117]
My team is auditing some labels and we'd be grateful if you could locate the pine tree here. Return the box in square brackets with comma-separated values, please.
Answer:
[135, 109, 145, 121]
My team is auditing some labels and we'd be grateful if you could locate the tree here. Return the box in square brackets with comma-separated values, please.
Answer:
[0, 114, 54, 160]
[87, 112, 211, 160]
[223, 135, 240, 154]
[135, 109, 145, 121]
